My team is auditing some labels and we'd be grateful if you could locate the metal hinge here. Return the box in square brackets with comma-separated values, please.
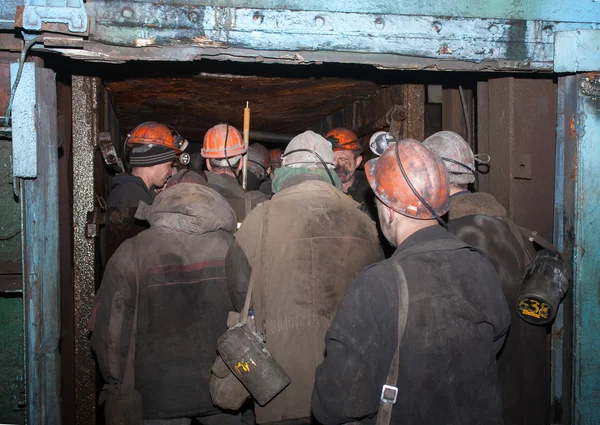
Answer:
[10, 378, 26, 411]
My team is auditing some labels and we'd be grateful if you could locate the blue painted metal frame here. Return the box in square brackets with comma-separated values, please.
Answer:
[12, 63, 61, 425]
[556, 74, 600, 425]
[571, 74, 600, 425]
[165, 0, 600, 24]
[87, 2, 600, 71]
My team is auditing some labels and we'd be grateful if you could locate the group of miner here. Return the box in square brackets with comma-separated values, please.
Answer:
[89, 121, 568, 425]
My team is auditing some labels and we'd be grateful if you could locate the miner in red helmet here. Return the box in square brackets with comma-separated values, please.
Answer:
[201, 123, 268, 224]
[312, 139, 509, 425]
[105, 122, 187, 262]
[325, 128, 375, 218]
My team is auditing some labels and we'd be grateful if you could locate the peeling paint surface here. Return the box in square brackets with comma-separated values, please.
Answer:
[86, 2, 600, 70]
[155, 0, 600, 24]
[17, 65, 61, 425]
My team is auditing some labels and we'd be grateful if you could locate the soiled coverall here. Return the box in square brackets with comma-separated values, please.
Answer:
[446, 191, 549, 425]
[227, 176, 383, 424]
[312, 225, 510, 425]
[91, 183, 241, 424]
[205, 171, 269, 223]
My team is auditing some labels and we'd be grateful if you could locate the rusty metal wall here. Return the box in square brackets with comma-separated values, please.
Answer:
[441, 86, 473, 147]
[479, 77, 557, 240]
[476, 81, 491, 194]
[72, 76, 99, 425]
[310, 84, 425, 149]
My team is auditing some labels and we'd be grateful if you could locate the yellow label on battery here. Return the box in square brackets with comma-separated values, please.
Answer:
[234, 360, 251, 376]
[518, 298, 551, 321]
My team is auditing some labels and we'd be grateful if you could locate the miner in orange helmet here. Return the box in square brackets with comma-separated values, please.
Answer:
[313, 139, 510, 425]
[325, 128, 375, 218]
[105, 121, 188, 263]
[201, 123, 268, 224]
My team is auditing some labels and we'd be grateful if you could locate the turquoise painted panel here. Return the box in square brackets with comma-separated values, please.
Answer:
[555, 30, 600, 72]
[140, 0, 600, 24]
[91, 2, 600, 70]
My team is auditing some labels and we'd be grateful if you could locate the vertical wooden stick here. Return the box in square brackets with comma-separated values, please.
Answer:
[243, 101, 250, 190]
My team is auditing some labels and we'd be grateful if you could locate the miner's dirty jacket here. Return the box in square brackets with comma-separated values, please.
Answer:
[206, 171, 269, 223]
[312, 225, 510, 425]
[446, 191, 549, 425]
[90, 183, 237, 419]
[226, 176, 383, 424]
[104, 173, 155, 263]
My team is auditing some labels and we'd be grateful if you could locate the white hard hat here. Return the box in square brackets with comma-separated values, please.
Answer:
[282, 131, 334, 169]
[423, 131, 476, 185]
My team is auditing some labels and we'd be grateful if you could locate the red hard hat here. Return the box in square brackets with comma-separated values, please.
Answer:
[127, 122, 188, 154]
[365, 139, 450, 219]
[325, 128, 362, 153]
[201, 124, 246, 159]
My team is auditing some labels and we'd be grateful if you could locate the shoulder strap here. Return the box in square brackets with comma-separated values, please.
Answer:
[244, 191, 252, 220]
[517, 225, 558, 253]
[503, 217, 534, 267]
[376, 260, 409, 425]
[122, 240, 140, 391]
[239, 202, 270, 329]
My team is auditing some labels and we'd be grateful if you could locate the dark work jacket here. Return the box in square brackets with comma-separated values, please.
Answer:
[312, 225, 510, 425]
[446, 192, 549, 425]
[91, 184, 237, 419]
[346, 170, 376, 220]
[206, 171, 269, 224]
[105, 173, 154, 262]
[107, 173, 155, 208]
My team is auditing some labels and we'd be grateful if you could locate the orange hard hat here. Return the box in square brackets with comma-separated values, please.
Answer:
[365, 139, 450, 219]
[201, 124, 246, 159]
[325, 128, 362, 153]
[126, 122, 188, 153]
[270, 148, 283, 168]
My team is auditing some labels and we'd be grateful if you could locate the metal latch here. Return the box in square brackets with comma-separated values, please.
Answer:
[98, 132, 125, 173]
[86, 208, 106, 239]
[380, 384, 398, 404]
[22, 0, 89, 33]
